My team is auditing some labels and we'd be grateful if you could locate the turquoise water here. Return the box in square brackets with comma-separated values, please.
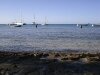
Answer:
[0, 24, 100, 52]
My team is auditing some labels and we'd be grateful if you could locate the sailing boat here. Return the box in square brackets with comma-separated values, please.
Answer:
[10, 11, 23, 27]
[10, 20, 23, 27]
[42, 17, 48, 25]
[32, 16, 36, 25]
[92, 24, 94, 27]
[77, 24, 79, 27]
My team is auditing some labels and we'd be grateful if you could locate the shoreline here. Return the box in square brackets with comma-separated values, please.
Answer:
[0, 50, 100, 75]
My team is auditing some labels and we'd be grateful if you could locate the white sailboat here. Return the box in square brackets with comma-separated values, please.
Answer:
[10, 20, 23, 27]
[32, 16, 36, 25]
[42, 17, 48, 25]
[10, 11, 24, 27]
[77, 24, 79, 27]
[92, 24, 94, 27]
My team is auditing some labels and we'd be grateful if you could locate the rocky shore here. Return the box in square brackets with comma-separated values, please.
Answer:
[0, 51, 100, 75]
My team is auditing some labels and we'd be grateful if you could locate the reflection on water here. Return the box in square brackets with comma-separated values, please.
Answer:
[0, 24, 100, 52]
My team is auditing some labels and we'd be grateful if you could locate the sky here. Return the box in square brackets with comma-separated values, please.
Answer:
[0, 0, 100, 24]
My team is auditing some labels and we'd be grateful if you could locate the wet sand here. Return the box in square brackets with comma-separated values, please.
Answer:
[0, 51, 100, 75]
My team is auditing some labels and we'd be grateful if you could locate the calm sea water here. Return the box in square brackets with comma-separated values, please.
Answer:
[0, 24, 100, 52]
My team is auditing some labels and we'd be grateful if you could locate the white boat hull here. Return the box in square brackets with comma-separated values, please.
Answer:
[9, 22, 23, 27]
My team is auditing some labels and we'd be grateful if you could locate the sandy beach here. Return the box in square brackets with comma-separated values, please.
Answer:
[0, 51, 100, 75]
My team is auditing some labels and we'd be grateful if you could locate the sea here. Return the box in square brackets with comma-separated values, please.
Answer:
[0, 24, 100, 52]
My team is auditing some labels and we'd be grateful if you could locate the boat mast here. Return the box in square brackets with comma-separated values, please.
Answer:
[20, 11, 22, 23]
[77, 24, 79, 27]
[33, 15, 36, 25]
[44, 17, 47, 25]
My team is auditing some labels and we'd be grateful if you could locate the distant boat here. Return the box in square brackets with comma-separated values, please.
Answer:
[23, 23, 27, 25]
[77, 24, 79, 27]
[92, 24, 94, 27]
[42, 17, 48, 25]
[32, 16, 36, 25]
[10, 11, 24, 27]
[9, 22, 23, 27]
[32, 22, 36, 25]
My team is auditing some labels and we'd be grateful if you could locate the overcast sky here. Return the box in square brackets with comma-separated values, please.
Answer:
[0, 0, 100, 24]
